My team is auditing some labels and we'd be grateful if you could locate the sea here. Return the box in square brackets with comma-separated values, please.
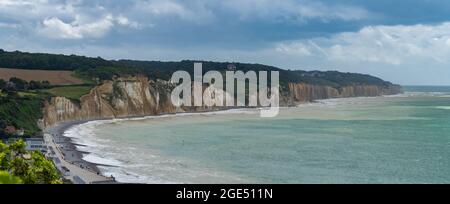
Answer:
[64, 86, 450, 184]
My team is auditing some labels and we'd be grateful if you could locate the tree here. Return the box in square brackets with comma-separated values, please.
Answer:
[0, 141, 11, 170]
[0, 140, 61, 184]
[0, 120, 6, 138]
[0, 170, 22, 184]
[28, 80, 51, 90]
[0, 79, 6, 90]
[28, 80, 41, 90]
[0, 119, 6, 129]
[29, 152, 61, 184]
[9, 140, 26, 156]
[10, 157, 29, 179]
[41, 80, 51, 89]
[9, 77, 28, 90]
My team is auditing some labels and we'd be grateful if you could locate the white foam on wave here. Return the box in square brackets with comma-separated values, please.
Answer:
[64, 108, 257, 142]
[308, 96, 378, 108]
[435, 106, 450, 110]
[383, 93, 411, 98]
[63, 120, 125, 167]
[64, 121, 110, 148]
[98, 166, 175, 184]
[85, 108, 259, 126]
[82, 154, 123, 167]
[394, 92, 450, 98]
[62, 108, 258, 183]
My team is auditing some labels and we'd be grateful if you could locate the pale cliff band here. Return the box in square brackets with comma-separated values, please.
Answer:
[170, 63, 280, 117]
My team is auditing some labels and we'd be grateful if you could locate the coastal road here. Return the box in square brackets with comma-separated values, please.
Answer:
[43, 133, 114, 184]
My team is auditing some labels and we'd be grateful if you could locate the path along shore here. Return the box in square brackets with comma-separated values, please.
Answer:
[44, 121, 116, 184]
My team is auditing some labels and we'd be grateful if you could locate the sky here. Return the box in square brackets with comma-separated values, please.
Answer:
[1, 0, 450, 85]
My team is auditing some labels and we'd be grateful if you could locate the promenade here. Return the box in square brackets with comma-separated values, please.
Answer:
[43, 129, 115, 184]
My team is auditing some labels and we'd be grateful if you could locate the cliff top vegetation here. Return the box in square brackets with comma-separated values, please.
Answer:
[0, 49, 395, 88]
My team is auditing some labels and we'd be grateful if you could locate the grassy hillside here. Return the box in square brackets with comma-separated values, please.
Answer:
[41, 85, 94, 101]
[0, 74, 91, 137]
[0, 94, 48, 136]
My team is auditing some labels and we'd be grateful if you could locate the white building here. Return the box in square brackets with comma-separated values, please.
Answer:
[25, 138, 47, 152]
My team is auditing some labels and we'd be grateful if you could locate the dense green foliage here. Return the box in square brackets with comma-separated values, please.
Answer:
[0, 78, 51, 91]
[0, 77, 51, 135]
[0, 170, 22, 184]
[0, 94, 48, 137]
[0, 140, 61, 184]
[75, 66, 142, 81]
[0, 49, 395, 88]
[0, 79, 5, 90]
[0, 76, 71, 137]
[0, 49, 112, 71]
[288, 70, 393, 87]
[0, 75, 88, 137]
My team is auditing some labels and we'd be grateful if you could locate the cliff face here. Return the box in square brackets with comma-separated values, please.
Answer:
[42, 77, 402, 127]
[287, 83, 402, 103]
[42, 76, 176, 127]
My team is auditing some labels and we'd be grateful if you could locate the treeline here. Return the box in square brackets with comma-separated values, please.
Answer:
[289, 70, 393, 87]
[0, 49, 112, 71]
[0, 49, 394, 88]
[0, 78, 51, 93]
[0, 140, 61, 184]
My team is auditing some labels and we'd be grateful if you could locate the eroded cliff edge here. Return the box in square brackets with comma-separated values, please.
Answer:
[43, 76, 174, 127]
[286, 83, 402, 102]
[42, 76, 402, 128]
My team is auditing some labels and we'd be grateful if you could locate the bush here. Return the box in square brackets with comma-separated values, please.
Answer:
[0, 79, 6, 90]
[0, 140, 61, 184]
[0, 170, 22, 184]
[0, 95, 45, 136]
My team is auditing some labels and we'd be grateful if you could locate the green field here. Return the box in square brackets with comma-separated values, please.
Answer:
[18, 91, 38, 97]
[42, 85, 93, 101]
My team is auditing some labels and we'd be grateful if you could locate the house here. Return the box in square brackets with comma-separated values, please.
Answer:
[227, 64, 237, 71]
[16, 128, 25, 136]
[6, 81, 15, 88]
[25, 138, 47, 152]
[3, 126, 25, 136]
[4, 126, 16, 134]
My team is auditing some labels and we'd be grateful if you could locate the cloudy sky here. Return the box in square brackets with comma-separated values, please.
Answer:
[1, 0, 450, 85]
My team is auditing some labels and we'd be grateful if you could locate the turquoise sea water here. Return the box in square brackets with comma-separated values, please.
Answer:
[65, 86, 450, 183]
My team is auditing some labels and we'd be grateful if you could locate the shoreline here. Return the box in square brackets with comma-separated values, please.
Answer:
[45, 120, 117, 183]
[44, 108, 255, 183]
[45, 94, 405, 183]
[45, 120, 102, 172]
